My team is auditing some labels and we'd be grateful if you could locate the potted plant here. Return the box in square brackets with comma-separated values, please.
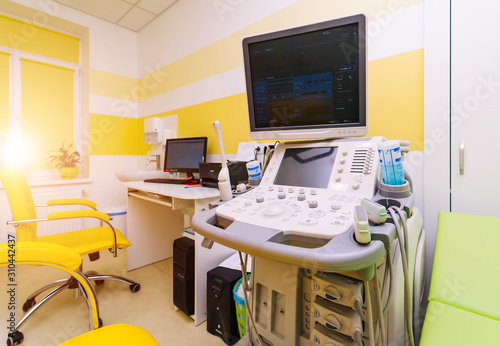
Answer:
[48, 142, 82, 179]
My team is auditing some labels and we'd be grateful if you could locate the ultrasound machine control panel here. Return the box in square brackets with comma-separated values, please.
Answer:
[215, 137, 382, 239]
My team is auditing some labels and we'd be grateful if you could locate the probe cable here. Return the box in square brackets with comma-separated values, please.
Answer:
[354, 330, 364, 346]
[374, 263, 387, 346]
[388, 207, 415, 346]
[238, 251, 265, 346]
[364, 279, 375, 346]
[355, 248, 393, 345]
[383, 248, 394, 317]
[394, 207, 414, 346]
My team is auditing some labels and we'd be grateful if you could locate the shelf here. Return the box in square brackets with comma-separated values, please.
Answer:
[128, 190, 173, 207]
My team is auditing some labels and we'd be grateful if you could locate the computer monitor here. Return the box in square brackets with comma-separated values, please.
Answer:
[164, 137, 208, 179]
[243, 14, 367, 141]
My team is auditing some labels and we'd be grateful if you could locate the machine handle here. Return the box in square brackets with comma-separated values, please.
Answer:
[459, 140, 465, 175]
[191, 207, 386, 273]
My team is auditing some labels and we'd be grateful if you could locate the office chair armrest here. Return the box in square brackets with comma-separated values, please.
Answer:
[7, 211, 118, 256]
[47, 210, 110, 222]
[39, 199, 98, 210]
[0, 242, 100, 330]
[47, 210, 119, 256]
[7, 210, 109, 226]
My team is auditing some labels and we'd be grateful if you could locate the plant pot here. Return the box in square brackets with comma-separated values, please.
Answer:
[59, 167, 79, 180]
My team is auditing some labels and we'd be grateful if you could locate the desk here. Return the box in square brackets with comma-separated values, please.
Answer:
[123, 181, 236, 325]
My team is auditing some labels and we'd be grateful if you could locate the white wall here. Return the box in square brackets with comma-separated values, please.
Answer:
[138, 0, 298, 77]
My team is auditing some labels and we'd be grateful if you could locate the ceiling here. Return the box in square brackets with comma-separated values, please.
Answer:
[54, 0, 179, 32]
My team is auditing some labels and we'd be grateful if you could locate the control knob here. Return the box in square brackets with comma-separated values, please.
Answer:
[308, 200, 318, 208]
[331, 203, 342, 210]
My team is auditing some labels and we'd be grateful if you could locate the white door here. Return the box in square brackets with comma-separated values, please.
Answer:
[450, 1, 500, 216]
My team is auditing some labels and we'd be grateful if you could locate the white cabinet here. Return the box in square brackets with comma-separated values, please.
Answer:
[424, 1, 500, 299]
[425, 2, 500, 242]
[450, 1, 500, 216]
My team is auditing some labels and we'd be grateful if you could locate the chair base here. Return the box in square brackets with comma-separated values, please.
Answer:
[12, 271, 140, 343]
[7, 331, 24, 346]
[86, 271, 141, 293]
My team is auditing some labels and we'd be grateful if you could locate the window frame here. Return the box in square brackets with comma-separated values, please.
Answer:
[2, 45, 82, 178]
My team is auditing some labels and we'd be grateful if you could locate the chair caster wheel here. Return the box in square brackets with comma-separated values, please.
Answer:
[129, 283, 141, 293]
[22, 299, 36, 312]
[7, 331, 24, 345]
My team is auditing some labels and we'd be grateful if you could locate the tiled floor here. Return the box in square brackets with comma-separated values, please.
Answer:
[0, 249, 227, 345]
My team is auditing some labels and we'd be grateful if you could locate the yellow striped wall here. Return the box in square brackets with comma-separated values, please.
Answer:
[89, 0, 424, 155]
[89, 113, 149, 155]
[137, 0, 423, 101]
[367, 48, 424, 150]
[0, 13, 79, 64]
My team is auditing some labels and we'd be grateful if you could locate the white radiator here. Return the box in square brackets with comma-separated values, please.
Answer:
[0, 194, 13, 242]
[0, 188, 85, 237]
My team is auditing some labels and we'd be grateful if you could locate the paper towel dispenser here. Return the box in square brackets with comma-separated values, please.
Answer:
[144, 117, 161, 144]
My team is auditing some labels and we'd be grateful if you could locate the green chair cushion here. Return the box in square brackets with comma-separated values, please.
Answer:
[420, 301, 500, 345]
[429, 212, 500, 320]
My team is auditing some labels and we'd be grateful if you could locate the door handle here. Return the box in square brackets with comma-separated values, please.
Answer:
[459, 140, 465, 175]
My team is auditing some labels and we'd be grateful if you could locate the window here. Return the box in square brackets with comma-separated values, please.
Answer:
[0, 51, 9, 134]
[0, 14, 81, 174]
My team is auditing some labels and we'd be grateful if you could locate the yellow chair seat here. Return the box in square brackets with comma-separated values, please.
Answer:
[58, 324, 159, 346]
[40, 227, 131, 256]
[0, 242, 82, 270]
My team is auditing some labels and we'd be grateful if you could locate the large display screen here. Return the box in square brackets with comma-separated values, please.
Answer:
[243, 14, 367, 140]
[274, 147, 338, 188]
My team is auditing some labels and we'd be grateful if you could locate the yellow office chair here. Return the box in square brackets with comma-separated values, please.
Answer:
[57, 324, 159, 346]
[0, 242, 100, 345]
[0, 242, 159, 346]
[0, 166, 140, 337]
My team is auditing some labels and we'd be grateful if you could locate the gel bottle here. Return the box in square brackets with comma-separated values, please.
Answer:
[378, 140, 405, 185]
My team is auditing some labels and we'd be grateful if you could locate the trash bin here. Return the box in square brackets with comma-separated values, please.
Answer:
[102, 205, 127, 237]
[233, 274, 251, 338]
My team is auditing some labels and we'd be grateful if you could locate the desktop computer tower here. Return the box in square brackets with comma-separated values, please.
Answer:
[207, 266, 242, 345]
[173, 237, 195, 316]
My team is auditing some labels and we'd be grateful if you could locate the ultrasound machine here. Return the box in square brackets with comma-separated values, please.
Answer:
[193, 14, 425, 346]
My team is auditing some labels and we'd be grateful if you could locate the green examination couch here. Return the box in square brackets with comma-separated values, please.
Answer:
[420, 212, 500, 345]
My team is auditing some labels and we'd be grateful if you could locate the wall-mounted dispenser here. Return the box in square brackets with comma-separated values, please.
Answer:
[144, 117, 161, 144]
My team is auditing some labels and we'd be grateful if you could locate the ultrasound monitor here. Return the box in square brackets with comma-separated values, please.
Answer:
[243, 14, 367, 140]
[164, 137, 207, 179]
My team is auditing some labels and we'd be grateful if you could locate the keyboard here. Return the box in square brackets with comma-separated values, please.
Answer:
[144, 178, 200, 185]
